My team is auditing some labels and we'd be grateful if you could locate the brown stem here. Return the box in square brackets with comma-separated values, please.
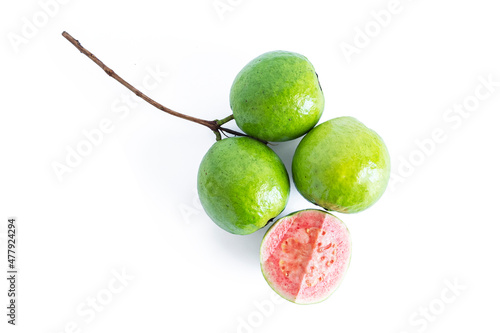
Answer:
[62, 31, 245, 139]
[220, 127, 249, 138]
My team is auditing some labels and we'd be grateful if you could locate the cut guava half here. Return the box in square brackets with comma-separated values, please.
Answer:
[260, 209, 352, 304]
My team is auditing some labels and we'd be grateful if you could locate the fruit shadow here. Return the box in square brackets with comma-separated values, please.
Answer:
[268, 137, 302, 178]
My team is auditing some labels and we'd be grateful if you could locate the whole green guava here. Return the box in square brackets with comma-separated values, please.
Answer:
[197, 137, 290, 235]
[230, 51, 324, 142]
[292, 117, 390, 213]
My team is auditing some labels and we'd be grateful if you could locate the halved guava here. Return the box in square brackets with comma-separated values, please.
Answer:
[260, 209, 352, 304]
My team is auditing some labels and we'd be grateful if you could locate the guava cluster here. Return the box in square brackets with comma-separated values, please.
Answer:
[197, 50, 391, 235]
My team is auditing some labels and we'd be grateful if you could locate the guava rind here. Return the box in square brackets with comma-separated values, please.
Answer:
[260, 209, 352, 304]
[292, 117, 391, 213]
[230, 50, 324, 142]
[197, 137, 290, 235]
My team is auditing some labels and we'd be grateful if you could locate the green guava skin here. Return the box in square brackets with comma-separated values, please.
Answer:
[292, 117, 390, 213]
[230, 51, 325, 142]
[197, 137, 290, 235]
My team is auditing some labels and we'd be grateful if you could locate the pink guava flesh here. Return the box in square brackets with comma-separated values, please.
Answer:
[260, 210, 351, 304]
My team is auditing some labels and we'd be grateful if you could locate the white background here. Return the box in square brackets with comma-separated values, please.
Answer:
[1, 0, 500, 332]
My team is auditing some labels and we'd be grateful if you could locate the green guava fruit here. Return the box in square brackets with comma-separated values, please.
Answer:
[230, 51, 325, 142]
[260, 209, 352, 304]
[197, 137, 290, 235]
[292, 117, 390, 213]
